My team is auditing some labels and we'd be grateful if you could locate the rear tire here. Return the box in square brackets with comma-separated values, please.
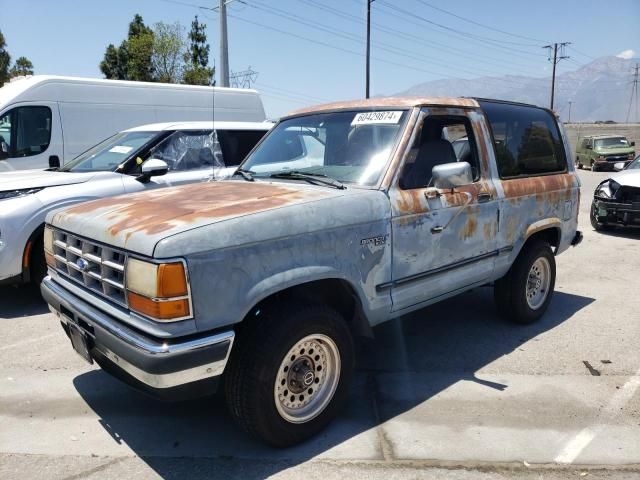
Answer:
[494, 240, 556, 325]
[224, 301, 354, 447]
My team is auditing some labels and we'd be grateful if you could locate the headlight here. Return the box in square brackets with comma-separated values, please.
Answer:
[0, 188, 43, 200]
[126, 258, 191, 321]
[608, 179, 621, 197]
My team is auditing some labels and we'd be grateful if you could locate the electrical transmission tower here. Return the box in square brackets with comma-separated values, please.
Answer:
[626, 63, 639, 123]
[230, 67, 259, 89]
[543, 42, 570, 110]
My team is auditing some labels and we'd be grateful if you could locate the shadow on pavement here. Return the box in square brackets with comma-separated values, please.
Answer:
[593, 227, 640, 240]
[73, 288, 594, 479]
[0, 284, 48, 319]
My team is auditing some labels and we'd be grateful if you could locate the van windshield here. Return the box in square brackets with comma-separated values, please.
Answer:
[61, 131, 158, 172]
[594, 137, 629, 149]
[240, 110, 409, 186]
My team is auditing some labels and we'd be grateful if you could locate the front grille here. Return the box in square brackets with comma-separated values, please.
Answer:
[605, 154, 629, 162]
[51, 229, 128, 307]
[618, 186, 640, 204]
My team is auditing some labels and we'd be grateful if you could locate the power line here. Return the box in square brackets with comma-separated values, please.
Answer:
[376, 0, 545, 58]
[412, 0, 548, 45]
[295, 0, 543, 74]
[242, 1, 542, 89]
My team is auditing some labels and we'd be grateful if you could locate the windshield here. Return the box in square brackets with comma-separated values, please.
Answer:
[627, 155, 640, 170]
[61, 131, 158, 172]
[240, 110, 409, 186]
[594, 137, 629, 149]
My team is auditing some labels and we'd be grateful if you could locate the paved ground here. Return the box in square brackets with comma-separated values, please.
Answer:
[1, 170, 639, 479]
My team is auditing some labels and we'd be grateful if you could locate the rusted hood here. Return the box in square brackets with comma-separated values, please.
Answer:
[47, 180, 338, 256]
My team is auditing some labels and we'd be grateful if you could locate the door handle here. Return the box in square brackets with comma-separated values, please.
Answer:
[431, 226, 444, 234]
[477, 192, 492, 203]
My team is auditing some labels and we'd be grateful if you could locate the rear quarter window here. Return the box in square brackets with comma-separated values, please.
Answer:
[479, 101, 567, 178]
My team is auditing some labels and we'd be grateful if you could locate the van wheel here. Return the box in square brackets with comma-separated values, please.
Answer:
[494, 240, 556, 325]
[224, 302, 354, 447]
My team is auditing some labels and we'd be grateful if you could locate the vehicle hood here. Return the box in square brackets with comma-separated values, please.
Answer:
[610, 169, 640, 188]
[48, 180, 357, 256]
[0, 169, 95, 191]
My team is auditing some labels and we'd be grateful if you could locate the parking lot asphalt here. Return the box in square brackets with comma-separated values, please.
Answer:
[1, 170, 639, 480]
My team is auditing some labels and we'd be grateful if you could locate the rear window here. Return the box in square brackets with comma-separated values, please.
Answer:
[479, 101, 567, 178]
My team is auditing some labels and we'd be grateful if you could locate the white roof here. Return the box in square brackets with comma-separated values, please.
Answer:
[125, 120, 274, 132]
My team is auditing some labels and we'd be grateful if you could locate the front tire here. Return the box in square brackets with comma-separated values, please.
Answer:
[494, 240, 556, 325]
[224, 302, 354, 447]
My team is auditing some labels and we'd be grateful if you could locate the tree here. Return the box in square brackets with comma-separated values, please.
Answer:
[0, 30, 11, 87]
[10, 57, 34, 77]
[183, 15, 214, 86]
[151, 22, 185, 84]
[99, 14, 154, 81]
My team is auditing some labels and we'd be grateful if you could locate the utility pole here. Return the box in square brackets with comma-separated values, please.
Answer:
[365, 0, 374, 99]
[568, 101, 573, 123]
[219, 0, 230, 87]
[543, 42, 570, 110]
[626, 63, 639, 123]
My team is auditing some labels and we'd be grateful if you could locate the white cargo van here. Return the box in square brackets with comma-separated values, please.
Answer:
[0, 75, 266, 172]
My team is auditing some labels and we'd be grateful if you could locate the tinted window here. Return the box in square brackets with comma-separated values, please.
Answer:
[217, 129, 268, 166]
[480, 101, 566, 177]
[0, 106, 52, 158]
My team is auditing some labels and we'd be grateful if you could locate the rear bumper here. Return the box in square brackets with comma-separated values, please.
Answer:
[593, 198, 640, 228]
[41, 275, 234, 399]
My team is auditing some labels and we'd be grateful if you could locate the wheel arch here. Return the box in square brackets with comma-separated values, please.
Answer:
[21, 222, 46, 282]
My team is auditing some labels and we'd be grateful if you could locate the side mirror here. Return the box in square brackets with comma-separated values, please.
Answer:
[48, 155, 60, 169]
[432, 161, 473, 189]
[631, 141, 636, 147]
[0, 141, 8, 160]
[137, 159, 168, 183]
[586, 145, 592, 150]
[613, 162, 626, 171]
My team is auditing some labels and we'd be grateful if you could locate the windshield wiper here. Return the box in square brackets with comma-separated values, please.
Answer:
[270, 171, 346, 190]
[233, 168, 256, 182]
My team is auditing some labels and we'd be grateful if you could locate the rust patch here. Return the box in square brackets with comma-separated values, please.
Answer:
[54, 182, 331, 238]
[483, 221, 496, 241]
[461, 215, 478, 240]
[287, 96, 480, 118]
[502, 173, 577, 198]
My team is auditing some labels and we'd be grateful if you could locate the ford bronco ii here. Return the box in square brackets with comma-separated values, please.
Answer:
[42, 97, 582, 446]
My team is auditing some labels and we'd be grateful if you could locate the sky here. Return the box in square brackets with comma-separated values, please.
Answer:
[1, 0, 639, 117]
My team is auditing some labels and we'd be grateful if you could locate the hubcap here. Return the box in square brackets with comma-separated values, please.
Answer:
[526, 257, 551, 310]
[274, 334, 341, 424]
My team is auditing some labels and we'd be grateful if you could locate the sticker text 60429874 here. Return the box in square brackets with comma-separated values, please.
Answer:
[351, 111, 403, 126]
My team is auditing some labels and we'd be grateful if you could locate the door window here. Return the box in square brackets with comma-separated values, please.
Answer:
[400, 114, 481, 189]
[0, 106, 52, 158]
[216, 129, 268, 166]
[148, 130, 223, 171]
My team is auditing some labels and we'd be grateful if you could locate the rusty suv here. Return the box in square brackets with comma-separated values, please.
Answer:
[41, 97, 582, 446]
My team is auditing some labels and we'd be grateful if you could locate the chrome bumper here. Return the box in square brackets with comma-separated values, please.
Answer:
[41, 275, 234, 392]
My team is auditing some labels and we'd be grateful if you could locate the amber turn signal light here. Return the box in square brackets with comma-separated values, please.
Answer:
[127, 292, 190, 321]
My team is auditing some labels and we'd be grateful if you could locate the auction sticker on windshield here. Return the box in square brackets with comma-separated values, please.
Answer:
[109, 145, 133, 154]
[351, 111, 403, 126]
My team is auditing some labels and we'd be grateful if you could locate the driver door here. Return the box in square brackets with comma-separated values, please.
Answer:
[387, 108, 500, 313]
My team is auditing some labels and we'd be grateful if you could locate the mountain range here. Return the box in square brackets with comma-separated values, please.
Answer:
[395, 56, 639, 123]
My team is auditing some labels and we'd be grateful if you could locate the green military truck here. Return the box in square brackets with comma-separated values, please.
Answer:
[575, 135, 635, 171]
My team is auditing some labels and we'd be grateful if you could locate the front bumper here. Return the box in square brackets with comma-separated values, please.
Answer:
[41, 275, 234, 399]
[593, 159, 631, 171]
[592, 198, 640, 228]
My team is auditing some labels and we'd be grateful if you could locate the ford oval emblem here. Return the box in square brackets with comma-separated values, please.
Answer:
[76, 258, 89, 272]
